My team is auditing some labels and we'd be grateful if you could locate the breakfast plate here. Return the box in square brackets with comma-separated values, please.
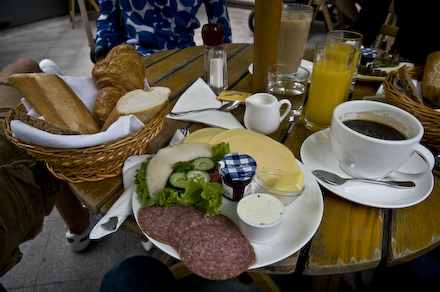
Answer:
[132, 159, 324, 269]
[300, 129, 434, 208]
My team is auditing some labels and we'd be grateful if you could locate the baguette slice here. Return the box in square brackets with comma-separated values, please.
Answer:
[9, 73, 101, 134]
[422, 51, 440, 106]
[102, 87, 170, 131]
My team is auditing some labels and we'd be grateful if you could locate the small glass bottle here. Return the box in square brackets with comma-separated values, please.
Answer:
[202, 23, 228, 95]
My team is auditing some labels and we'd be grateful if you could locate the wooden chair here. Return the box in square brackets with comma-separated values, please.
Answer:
[69, 0, 100, 29]
[371, 0, 398, 52]
[308, 0, 345, 31]
[71, 0, 101, 50]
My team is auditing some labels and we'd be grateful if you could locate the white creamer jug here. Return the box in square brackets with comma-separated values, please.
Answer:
[244, 93, 291, 135]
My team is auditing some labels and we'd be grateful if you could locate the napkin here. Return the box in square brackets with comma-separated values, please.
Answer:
[166, 78, 244, 129]
[90, 154, 152, 240]
[11, 115, 144, 148]
[89, 129, 187, 239]
[11, 76, 146, 148]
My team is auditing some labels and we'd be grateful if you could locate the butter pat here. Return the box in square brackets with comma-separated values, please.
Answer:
[267, 171, 305, 192]
[217, 90, 251, 102]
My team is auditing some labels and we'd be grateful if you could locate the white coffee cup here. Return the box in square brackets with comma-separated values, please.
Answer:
[330, 100, 435, 180]
[244, 93, 291, 135]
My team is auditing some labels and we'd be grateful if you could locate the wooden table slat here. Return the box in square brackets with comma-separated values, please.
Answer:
[304, 194, 384, 275]
[388, 175, 440, 266]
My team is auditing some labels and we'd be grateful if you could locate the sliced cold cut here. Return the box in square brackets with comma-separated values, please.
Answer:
[179, 225, 255, 280]
[137, 205, 196, 244]
[169, 209, 238, 251]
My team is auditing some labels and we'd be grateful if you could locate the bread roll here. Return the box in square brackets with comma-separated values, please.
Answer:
[9, 73, 101, 134]
[94, 87, 126, 123]
[422, 51, 440, 106]
[102, 87, 170, 131]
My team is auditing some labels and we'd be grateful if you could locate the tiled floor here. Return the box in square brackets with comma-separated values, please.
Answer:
[0, 5, 334, 292]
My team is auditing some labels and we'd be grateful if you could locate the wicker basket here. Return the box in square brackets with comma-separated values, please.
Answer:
[383, 66, 440, 153]
[3, 101, 168, 183]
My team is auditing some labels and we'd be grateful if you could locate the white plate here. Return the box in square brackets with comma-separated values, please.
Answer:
[249, 60, 314, 82]
[300, 129, 434, 208]
[132, 160, 324, 269]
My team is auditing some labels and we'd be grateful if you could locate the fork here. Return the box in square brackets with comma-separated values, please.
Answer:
[179, 123, 193, 137]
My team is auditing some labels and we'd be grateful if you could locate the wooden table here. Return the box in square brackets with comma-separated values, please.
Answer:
[69, 43, 440, 290]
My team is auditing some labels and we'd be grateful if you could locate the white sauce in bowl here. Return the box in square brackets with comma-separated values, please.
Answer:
[238, 193, 284, 225]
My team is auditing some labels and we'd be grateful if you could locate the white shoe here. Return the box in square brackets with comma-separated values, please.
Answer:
[141, 240, 153, 252]
[66, 210, 101, 252]
[39, 59, 63, 75]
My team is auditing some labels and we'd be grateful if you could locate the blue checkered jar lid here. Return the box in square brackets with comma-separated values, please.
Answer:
[362, 48, 378, 58]
[219, 153, 257, 181]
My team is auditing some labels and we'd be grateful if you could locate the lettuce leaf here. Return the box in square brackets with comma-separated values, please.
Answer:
[157, 179, 225, 217]
[211, 142, 230, 163]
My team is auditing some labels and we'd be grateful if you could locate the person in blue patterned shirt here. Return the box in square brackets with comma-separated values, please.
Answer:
[91, 0, 232, 62]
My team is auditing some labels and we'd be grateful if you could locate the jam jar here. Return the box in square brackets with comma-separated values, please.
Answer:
[219, 153, 257, 201]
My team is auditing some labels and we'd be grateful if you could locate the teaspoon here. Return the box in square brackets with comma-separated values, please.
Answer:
[312, 170, 416, 188]
[169, 100, 240, 116]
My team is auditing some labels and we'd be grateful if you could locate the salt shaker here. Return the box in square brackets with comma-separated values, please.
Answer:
[202, 23, 228, 95]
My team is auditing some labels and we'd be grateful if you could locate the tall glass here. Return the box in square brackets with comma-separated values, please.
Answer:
[277, 4, 314, 66]
[327, 30, 363, 96]
[267, 64, 309, 123]
[305, 42, 356, 132]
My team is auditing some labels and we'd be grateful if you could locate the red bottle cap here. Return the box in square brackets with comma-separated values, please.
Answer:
[202, 23, 224, 46]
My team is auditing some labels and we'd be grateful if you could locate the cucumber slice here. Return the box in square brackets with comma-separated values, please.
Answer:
[186, 170, 211, 182]
[169, 172, 189, 188]
[192, 157, 215, 171]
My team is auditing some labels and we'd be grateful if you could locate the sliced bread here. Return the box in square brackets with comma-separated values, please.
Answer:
[102, 87, 170, 131]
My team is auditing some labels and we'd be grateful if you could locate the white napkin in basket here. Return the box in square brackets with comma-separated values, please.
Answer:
[10, 114, 144, 148]
[166, 78, 244, 129]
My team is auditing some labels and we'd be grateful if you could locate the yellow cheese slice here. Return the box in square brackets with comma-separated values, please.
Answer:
[183, 128, 226, 143]
[207, 129, 298, 173]
[267, 171, 305, 192]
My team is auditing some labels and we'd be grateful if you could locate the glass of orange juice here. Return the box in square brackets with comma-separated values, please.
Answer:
[304, 42, 356, 132]
[327, 30, 363, 97]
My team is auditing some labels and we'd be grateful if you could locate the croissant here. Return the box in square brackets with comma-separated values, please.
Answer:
[92, 44, 146, 123]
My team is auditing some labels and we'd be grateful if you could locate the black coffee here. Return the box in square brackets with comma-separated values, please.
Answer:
[343, 119, 407, 140]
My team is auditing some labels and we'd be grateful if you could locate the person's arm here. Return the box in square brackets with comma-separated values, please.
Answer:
[203, 0, 233, 43]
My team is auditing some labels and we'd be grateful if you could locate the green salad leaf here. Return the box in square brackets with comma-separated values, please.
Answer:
[211, 142, 230, 163]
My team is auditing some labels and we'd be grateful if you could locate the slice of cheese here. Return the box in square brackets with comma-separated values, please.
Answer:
[267, 171, 305, 192]
[207, 129, 298, 173]
[183, 128, 226, 143]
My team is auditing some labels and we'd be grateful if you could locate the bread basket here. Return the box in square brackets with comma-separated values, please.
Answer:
[3, 101, 168, 183]
[383, 66, 440, 152]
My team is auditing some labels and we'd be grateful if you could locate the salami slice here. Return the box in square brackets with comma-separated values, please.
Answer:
[179, 225, 255, 280]
[137, 205, 196, 244]
[169, 209, 239, 251]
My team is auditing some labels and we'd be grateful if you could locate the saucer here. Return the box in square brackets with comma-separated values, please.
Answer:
[300, 129, 434, 208]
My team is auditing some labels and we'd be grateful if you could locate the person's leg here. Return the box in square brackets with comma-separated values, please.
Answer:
[100, 256, 177, 292]
[335, 0, 359, 23]
[0, 58, 41, 83]
[1, 58, 94, 252]
[55, 183, 90, 234]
